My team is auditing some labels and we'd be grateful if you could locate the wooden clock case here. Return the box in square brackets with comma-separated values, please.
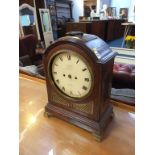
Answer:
[43, 33, 117, 141]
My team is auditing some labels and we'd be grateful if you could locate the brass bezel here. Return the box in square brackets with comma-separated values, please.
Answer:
[47, 48, 94, 102]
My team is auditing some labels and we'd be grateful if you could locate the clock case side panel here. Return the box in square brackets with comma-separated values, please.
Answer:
[83, 35, 116, 119]
[43, 40, 101, 121]
[99, 58, 115, 117]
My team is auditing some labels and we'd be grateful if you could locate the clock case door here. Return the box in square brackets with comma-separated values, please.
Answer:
[43, 34, 117, 140]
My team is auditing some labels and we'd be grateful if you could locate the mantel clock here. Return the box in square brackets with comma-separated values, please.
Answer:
[43, 32, 117, 141]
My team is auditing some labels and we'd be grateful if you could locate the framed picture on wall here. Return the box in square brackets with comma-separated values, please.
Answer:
[39, 9, 54, 48]
[120, 8, 128, 19]
[49, 5, 56, 16]
[107, 7, 116, 17]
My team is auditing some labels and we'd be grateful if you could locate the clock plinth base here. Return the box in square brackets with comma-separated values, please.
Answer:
[44, 111, 55, 118]
[92, 111, 114, 142]
[45, 103, 113, 141]
[92, 133, 103, 142]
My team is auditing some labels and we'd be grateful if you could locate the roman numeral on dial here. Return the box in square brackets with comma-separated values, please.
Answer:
[82, 86, 88, 91]
[82, 68, 87, 71]
[62, 87, 65, 91]
[59, 57, 63, 61]
[84, 78, 89, 82]
[53, 72, 57, 74]
[56, 79, 59, 83]
[76, 59, 79, 64]
[67, 54, 71, 60]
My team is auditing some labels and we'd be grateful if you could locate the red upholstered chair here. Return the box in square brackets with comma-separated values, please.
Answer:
[112, 62, 135, 89]
[111, 62, 135, 106]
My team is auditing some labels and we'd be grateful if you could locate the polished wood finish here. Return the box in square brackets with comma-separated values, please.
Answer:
[34, 0, 45, 41]
[66, 22, 92, 34]
[114, 19, 125, 39]
[66, 19, 125, 41]
[106, 19, 125, 41]
[19, 75, 135, 155]
[106, 20, 115, 41]
[19, 0, 34, 6]
[43, 34, 117, 140]
[91, 20, 107, 40]
[111, 99, 135, 112]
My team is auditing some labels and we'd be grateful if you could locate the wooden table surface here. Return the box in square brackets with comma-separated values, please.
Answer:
[19, 75, 135, 155]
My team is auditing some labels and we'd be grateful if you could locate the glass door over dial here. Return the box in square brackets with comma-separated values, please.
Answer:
[50, 50, 93, 98]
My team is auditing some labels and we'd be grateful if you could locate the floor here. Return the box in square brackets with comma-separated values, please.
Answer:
[107, 37, 125, 48]
[19, 74, 135, 155]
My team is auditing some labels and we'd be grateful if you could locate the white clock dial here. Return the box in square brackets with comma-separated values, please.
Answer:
[51, 50, 92, 98]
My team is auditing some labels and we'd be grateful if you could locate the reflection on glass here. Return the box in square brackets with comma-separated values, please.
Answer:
[128, 112, 135, 120]
[19, 5, 35, 27]
[20, 15, 30, 26]
[41, 11, 51, 32]
[28, 101, 33, 105]
[29, 115, 36, 125]
[48, 149, 54, 155]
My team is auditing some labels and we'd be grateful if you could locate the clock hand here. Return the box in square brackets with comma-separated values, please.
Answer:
[84, 78, 89, 82]
[78, 91, 81, 96]
[68, 74, 72, 79]
[82, 68, 87, 71]
[76, 59, 79, 64]
[82, 86, 88, 91]
[67, 54, 71, 60]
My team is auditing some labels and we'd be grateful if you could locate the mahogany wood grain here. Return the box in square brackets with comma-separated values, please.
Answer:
[91, 20, 107, 40]
[66, 22, 92, 34]
[43, 34, 117, 140]
[66, 20, 125, 41]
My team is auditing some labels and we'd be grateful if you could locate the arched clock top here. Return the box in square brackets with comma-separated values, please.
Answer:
[44, 33, 117, 64]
